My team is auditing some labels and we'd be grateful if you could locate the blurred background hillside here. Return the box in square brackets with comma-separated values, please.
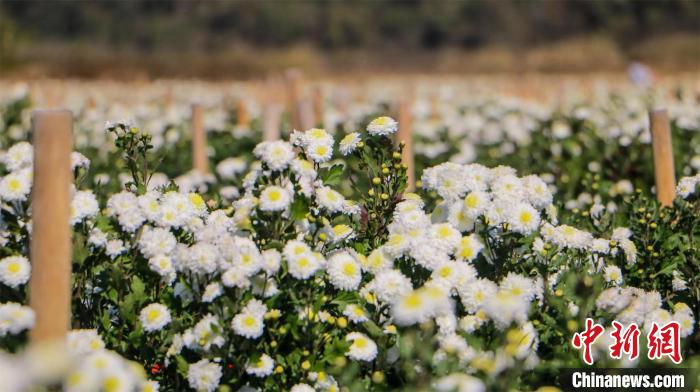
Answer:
[1, 0, 698, 79]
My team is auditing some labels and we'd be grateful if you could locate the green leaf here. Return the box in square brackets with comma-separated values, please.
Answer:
[321, 164, 345, 186]
[290, 196, 310, 221]
[176, 355, 189, 378]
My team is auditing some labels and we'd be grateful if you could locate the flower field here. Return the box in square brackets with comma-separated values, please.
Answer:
[0, 76, 699, 391]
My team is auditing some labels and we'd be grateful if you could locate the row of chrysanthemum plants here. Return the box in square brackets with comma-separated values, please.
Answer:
[1, 105, 699, 391]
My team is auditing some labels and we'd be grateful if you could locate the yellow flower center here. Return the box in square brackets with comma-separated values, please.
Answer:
[354, 337, 368, 348]
[243, 315, 256, 327]
[268, 189, 281, 202]
[8, 179, 20, 191]
[147, 309, 160, 322]
[7, 262, 20, 274]
[403, 293, 423, 309]
[519, 211, 532, 224]
[464, 193, 479, 208]
[342, 262, 356, 276]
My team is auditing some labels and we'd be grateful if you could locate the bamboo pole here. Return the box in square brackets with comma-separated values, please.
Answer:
[29, 110, 73, 344]
[649, 109, 676, 206]
[397, 99, 415, 192]
[191, 104, 208, 173]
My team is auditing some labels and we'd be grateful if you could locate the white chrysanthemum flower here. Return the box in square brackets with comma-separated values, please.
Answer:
[316, 186, 345, 213]
[287, 251, 323, 280]
[261, 249, 282, 275]
[255, 140, 296, 171]
[484, 199, 511, 227]
[676, 176, 698, 199]
[364, 269, 413, 304]
[245, 354, 274, 377]
[0, 302, 35, 336]
[457, 234, 483, 262]
[327, 252, 362, 290]
[429, 223, 461, 254]
[70, 190, 99, 225]
[202, 283, 222, 303]
[343, 304, 369, 324]
[88, 228, 108, 248]
[673, 303, 695, 338]
[71, 151, 90, 170]
[457, 278, 497, 314]
[216, 157, 247, 179]
[67, 329, 105, 355]
[185, 242, 219, 275]
[0, 256, 30, 288]
[328, 224, 354, 243]
[139, 227, 177, 258]
[291, 384, 315, 392]
[491, 174, 526, 203]
[611, 227, 632, 242]
[361, 248, 392, 273]
[276, 239, 301, 261]
[185, 314, 225, 351]
[410, 241, 450, 270]
[148, 254, 176, 283]
[259, 185, 292, 212]
[221, 267, 251, 289]
[461, 191, 490, 219]
[483, 290, 530, 329]
[339, 132, 361, 155]
[508, 203, 540, 234]
[499, 273, 537, 301]
[603, 265, 623, 285]
[434, 373, 485, 392]
[0, 169, 31, 201]
[306, 141, 333, 163]
[2, 142, 33, 171]
[522, 175, 553, 208]
[105, 239, 126, 259]
[671, 270, 688, 291]
[142, 381, 160, 392]
[291, 158, 317, 179]
[619, 238, 637, 265]
[232, 300, 267, 339]
[367, 116, 398, 137]
[139, 303, 171, 332]
[187, 359, 222, 392]
[345, 332, 378, 361]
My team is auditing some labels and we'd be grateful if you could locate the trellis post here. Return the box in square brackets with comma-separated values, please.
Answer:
[397, 99, 415, 192]
[29, 110, 73, 344]
[649, 109, 676, 206]
[191, 103, 208, 173]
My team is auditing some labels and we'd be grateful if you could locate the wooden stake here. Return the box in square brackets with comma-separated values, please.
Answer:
[263, 103, 282, 141]
[236, 99, 249, 128]
[313, 86, 324, 128]
[649, 109, 676, 206]
[397, 100, 415, 191]
[298, 99, 315, 130]
[285, 69, 303, 130]
[29, 110, 73, 344]
[191, 104, 208, 173]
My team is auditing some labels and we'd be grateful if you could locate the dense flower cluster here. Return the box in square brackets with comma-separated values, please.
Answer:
[0, 78, 699, 390]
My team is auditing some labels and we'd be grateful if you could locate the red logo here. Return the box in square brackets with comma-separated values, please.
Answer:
[572, 318, 605, 365]
[572, 320, 683, 364]
[609, 321, 640, 360]
[647, 321, 682, 364]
